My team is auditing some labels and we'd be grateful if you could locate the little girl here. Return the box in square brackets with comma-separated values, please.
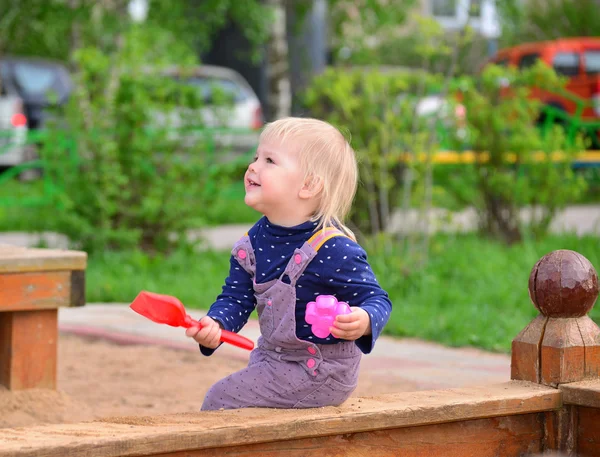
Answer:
[186, 117, 392, 410]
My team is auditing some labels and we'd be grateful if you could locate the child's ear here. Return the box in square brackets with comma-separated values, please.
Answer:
[299, 175, 323, 200]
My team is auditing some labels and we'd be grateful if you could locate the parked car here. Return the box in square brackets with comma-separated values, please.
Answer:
[0, 56, 72, 170]
[0, 93, 28, 169]
[0, 56, 72, 129]
[157, 65, 264, 158]
[486, 37, 600, 146]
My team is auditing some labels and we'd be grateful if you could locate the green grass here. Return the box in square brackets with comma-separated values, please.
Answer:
[0, 179, 60, 232]
[86, 247, 231, 307]
[85, 232, 600, 354]
[381, 233, 600, 353]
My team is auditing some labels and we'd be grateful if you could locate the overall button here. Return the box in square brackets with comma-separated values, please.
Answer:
[307, 346, 317, 355]
[267, 300, 273, 306]
[307, 358, 316, 369]
[294, 254, 302, 264]
[237, 249, 247, 260]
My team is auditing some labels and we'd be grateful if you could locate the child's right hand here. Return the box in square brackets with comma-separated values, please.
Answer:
[185, 316, 222, 349]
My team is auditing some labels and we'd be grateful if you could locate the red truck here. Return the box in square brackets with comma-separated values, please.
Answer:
[489, 37, 600, 146]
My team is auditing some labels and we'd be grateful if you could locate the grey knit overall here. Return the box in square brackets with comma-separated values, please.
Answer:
[201, 230, 362, 410]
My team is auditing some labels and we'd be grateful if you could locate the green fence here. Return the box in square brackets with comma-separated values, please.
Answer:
[0, 126, 259, 208]
[0, 100, 598, 210]
[431, 88, 600, 154]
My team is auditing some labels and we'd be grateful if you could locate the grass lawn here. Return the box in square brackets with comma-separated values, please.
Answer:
[85, 232, 600, 354]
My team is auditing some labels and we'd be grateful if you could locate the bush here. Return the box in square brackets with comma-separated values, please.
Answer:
[42, 47, 245, 253]
[304, 66, 444, 235]
[447, 62, 588, 244]
[304, 63, 588, 245]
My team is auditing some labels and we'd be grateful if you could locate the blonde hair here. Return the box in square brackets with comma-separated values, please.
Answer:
[259, 117, 358, 240]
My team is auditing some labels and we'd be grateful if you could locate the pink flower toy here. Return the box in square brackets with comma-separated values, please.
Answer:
[305, 295, 352, 338]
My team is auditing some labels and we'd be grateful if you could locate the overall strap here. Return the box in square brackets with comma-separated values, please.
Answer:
[281, 227, 349, 284]
[307, 227, 348, 251]
[231, 233, 256, 279]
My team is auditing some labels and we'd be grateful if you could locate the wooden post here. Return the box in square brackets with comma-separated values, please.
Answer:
[511, 249, 599, 455]
[0, 245, 86, 390]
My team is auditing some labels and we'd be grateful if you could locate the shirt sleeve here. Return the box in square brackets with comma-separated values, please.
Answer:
[199, 254, 256, 356]
[317, 237, 392, 354]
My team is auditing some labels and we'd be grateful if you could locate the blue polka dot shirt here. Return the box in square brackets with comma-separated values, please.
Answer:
[205, 217, 392, 355]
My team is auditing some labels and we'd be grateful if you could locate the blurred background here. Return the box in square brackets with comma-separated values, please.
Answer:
[0, 0, 599, 353]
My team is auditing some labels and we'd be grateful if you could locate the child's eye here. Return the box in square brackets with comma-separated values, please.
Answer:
[266, 157, 275, 164]
[251, 156, 258, 163]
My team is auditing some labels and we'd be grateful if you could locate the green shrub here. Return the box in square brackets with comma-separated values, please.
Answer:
[447, 62, 588, 244]
[41, 46, 247, 253]
[304, 66, 444, 235]
[305, 63, 588, 245]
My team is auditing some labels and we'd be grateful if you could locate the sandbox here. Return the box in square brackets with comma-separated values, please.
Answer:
[1, 247, 600, 456]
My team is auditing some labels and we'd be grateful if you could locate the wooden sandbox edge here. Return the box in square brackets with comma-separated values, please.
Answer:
[0, 381, 561, 457]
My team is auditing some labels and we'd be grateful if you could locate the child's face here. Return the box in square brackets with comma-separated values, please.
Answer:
[244, 137, 310, 225]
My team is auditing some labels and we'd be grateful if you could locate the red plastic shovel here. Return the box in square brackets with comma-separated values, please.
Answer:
[130, 291, 254, 351]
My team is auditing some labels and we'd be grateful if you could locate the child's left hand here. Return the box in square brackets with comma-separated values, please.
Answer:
[330, 307, 371, 340]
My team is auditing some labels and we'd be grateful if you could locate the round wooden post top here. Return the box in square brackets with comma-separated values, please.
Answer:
[528, 249, 598, 318]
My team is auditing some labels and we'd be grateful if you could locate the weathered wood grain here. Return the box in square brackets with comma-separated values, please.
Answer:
[542, 406, 577, 455]
[0, 245, 86, 274]
[0, 381, 561, 457]
[577, 406, 600, 457]
[0, 272, 73, 311]
[511, 314, 548, 383]
[0, 246, 87, 392]
[0, 310, 58, 389]
[541, 318, 585, 386]
[577, 316, 600, 379]
[154, 413, 544, 457]
[560, 380, 600, 408]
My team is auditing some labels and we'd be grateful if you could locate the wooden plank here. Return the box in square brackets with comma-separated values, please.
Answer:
[155, 413, 544, 457]
[543, 411, 558, 452]
[561, 380, 600, 408]
[0, 271, 72, 311]
[0, 245, 86, 274]
[511, 314, 547, 383]
[0, 381, 561, 457]
[541, 318, 585, 386]
[0, 310, 58, 390]
[577, 316, 600, 379]
[70, 270, 86, 308]
[549, 406, 576, 455]
[577, 406, 600, 457]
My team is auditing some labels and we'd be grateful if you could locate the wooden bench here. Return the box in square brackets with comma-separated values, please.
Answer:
[0, 245, 86, 390]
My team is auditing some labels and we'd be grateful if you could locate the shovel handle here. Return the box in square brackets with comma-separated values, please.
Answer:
[218, 330, 255, 351]
[185, 316, 254, 351]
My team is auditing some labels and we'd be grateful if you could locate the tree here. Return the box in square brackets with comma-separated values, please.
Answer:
[0, 0, 272, 63]
[0, 0, 275, 253]
[326, 0, 417, 64]
[267, 0, 292, 119]
[497, 0, 600, 46]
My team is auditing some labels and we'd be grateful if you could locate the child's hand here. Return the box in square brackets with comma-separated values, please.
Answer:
[330, 307, 371, 340]
[185, 316, 222, 349]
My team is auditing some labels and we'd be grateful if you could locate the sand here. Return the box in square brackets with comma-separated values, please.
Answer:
[0, 334, 416, 429]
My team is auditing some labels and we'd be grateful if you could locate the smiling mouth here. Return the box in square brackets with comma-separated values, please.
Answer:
[247, 179, 261, 187]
